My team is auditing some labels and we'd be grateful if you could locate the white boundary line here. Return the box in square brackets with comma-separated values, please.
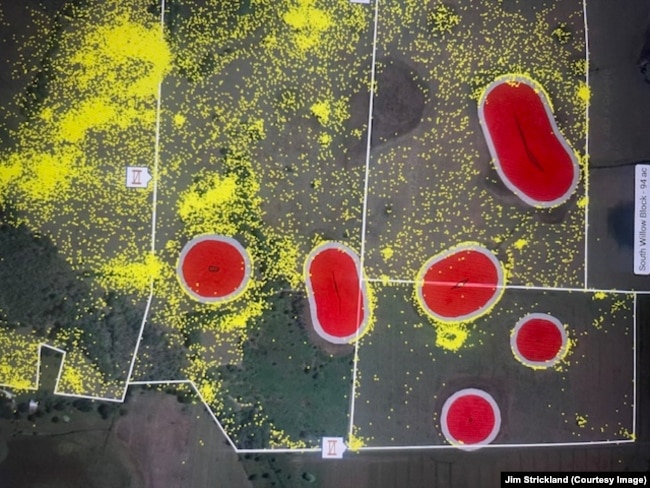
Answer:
[357, 0, 379, 276]
[121, 283, 155, 400]
[129, 380, 189, 386]
[365, 277, 649, 295]
[121, 0, 167, 400]
[632, 292, 637, 438]
[237, 448, 320, 454]
[150, 69, 163, 250]
[356, 439, 636, 452]
[582, 0, 591, 289]
[129, 379, 238, 451]
[0, 0, 167, 405]
[349, 0, 381, 441]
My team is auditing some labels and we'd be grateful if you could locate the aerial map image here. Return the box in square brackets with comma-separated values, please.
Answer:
[0, 0, 648, 486]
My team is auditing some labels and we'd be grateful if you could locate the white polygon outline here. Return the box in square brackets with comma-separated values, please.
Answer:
[176, 234, 252, 304]
[478, 75, 581, 209]
[632, 292, 637, 438]
[510, 313, 568, 369]
[0, 0, 167, 404]
[304, 242, 370, 344]
[0, 0, 638, 456]
[349, 0, 381, 441]
[367, 278, 650, 295]
[415, 244, 505, 323]
[354, 439, 635, 451]
[440, 388, 501, 451]
[583, 0, 591, 288]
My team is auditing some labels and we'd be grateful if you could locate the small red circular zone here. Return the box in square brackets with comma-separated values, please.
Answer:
[516, 318, 562, 362]
[306, 243, 367, 344]
[441, 389, 501, 449]
[511, 313, 567, 368]
[418, 246, 503, 322]
[178, 236, 250, 302]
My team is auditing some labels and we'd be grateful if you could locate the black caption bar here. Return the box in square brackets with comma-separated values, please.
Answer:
[501, 472, 648, 487]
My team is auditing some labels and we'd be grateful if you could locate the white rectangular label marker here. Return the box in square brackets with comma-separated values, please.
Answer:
[321, 437, 346, 459]
[126, 166, 152, 189]
[634, 164, 650, 275]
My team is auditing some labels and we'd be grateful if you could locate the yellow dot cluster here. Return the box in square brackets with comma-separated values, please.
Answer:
[0, 328, 40, 391]
[428, 3, 461, 36]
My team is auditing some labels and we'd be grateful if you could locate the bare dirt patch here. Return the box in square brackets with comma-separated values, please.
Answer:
[115, 388, 251, 488]
[372, 57, 427, 145]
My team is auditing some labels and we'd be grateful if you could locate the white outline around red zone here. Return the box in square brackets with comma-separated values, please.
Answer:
[0, 0, 638, 455]
[415, 244, 504, 322]
[477, 75, 581, 209]
[510, 313, 569, 369]
[177, 234, 252, 304]
[304, 242, 370, 344]
[440, 389, 502, 451]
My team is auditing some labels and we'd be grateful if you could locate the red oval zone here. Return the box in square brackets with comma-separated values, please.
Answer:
[418, 246, 503, 322]
[479, 77, 580, 207]
[306, 243, 368, 344]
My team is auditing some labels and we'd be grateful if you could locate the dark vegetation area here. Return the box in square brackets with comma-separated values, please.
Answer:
[0, 206, 183, 385]
[218, 291, 352, 449]
[0, 348, 126, 425]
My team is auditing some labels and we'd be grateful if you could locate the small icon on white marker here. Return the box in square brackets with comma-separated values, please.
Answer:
[126, 166, 152, 188]
[321, 437, 347, 459]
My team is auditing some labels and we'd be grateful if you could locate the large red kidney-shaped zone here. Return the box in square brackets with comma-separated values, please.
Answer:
[416, 244, 504, 323]
[305, 242, 369, 344]
[511, 313, 568, 369]
[440, 388, 501, 450]
[478, 76, 580, 207]
[177, 235, 251, 303]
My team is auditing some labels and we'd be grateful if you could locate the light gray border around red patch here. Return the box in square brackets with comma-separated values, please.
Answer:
[177, 234, 252, 304]
[304, 241, 369, 345]
[440, 388, 502, 451]
[416, 243, 505, 323]
[478, 75, 581, 208]
[510, 312, 569, 369]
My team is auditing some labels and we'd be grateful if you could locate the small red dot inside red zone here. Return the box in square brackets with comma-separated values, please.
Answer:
[181, 239, 246, 298]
